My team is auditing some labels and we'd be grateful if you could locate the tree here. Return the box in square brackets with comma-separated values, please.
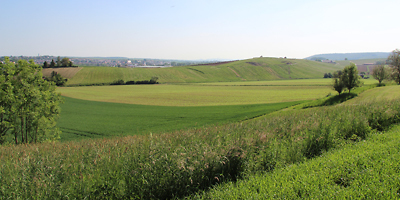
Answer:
[50, 59, 56, 68]
[341, 63, 362, 93]
[45, 71, 67, 86]
[56, 56, 61, 67]
[43, 61, 49, 68]
[61, 57, 70, 67]
[372, 64, 389, 85]
[0, 57, 63, 144]
[388, 49, 400, 84]
[332, 71, 345, 95]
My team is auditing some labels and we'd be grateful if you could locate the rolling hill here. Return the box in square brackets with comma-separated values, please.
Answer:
[43, 57, 344, 85]
[305, 52, 390, 61]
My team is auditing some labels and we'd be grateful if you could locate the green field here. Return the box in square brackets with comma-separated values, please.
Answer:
[60, 57, 344, 85]
[57, 83, 334, 106]
[196, 78, 378, 86]
[58, 97, 304, 141]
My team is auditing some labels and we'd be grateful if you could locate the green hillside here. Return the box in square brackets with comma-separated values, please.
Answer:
[64, 57, 343, 85]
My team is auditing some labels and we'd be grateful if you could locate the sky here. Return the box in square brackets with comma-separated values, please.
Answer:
[1, 0, 399, 60]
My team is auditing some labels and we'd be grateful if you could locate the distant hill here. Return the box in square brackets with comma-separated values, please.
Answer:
[46, 57, 344, 86]
[305, 52, 390, 61]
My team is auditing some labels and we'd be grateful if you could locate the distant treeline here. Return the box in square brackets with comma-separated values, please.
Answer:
[66, 77, 159, 87]
[111, 77, 159, 85]
[43, 57, 78, 68]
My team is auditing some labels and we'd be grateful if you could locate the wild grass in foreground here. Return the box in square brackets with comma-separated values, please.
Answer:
[195, 125, 400, 199]
[1, 96, 399, 199]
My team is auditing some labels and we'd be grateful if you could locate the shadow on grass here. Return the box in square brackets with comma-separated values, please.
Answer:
[303, 92, 358, 109]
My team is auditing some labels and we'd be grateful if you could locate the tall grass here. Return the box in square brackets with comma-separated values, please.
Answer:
[1, 98, 400, 199]
[196, 124, 400, 199]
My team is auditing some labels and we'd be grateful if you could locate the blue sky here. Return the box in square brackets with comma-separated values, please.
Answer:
[1, 0, 399, 60]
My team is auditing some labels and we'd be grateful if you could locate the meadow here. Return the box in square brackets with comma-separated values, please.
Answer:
[57, 82, 334, 106]
[57, 97, 303, 141]
[1, 84, 399, 199]
[56, 78, 361, 141]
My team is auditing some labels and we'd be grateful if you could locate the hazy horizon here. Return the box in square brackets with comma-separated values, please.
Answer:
[1, 0, 399, 60]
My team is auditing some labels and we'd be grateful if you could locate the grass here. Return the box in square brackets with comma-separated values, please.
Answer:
[58, 97, 304, 141]
[195, 125, 400, 199]
[1, 85, 400, 199]
[195, 78, 378, 86]
[62, 57, 344, 85]
[57, 83, 335, 106]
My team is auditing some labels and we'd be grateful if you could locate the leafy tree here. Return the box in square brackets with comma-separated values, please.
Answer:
[61, 57, 71, 67]
[57, 56, 61, 67]
[372, 64, 389, 85]
[150, 77, 159, 84]
[341, 63, 362, 93]
[43, 61, 49, 68]
[45, 71, 67, 86]
[50, 59, 56, 68]
[0, 57, 63, 144]
[388, 49, 400, 84]
[332, 71, 345, 95]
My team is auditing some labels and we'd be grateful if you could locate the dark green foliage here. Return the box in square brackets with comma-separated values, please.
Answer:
[45, 71, 67, 86]
[50, 59, 56, 68]
[43, 61, 48, 68]
[323, 72, 333, 78]
[111, 79, 125, 85]
[342, 63, 362, 93]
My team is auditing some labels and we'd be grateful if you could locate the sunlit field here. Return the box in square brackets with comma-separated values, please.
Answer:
[57, 82, 340, 106]
[195, 78, 378, 86]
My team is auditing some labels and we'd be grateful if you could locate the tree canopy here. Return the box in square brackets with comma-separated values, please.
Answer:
[388, 49, 400, 84]
[372, 64, 389, 85]
[0, 57, 63, 144]
[332, 63, 362, 95]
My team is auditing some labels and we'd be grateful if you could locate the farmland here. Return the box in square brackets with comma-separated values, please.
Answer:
[44, 57, 344, 85]
[1, 83, 400, 199]
[56, 78, 375, 141]
[57, 83, 334, 106]
[57, 97, 304, 141]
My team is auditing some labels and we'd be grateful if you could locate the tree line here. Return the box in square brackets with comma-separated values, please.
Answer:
[43, 56, 77, 68]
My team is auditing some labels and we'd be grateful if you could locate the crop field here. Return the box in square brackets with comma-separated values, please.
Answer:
[57, 97, 304, 141]
[42, 67, 82, 79]
[57, 83, 334, 106]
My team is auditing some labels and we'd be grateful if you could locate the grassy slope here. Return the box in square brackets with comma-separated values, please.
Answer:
[197, 124, 400, 199]
[65, 57, 343, 85]
[193, 85, 400, 199]
[58, 97, 304, 141]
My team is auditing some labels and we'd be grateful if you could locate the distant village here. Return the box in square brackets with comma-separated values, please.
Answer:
[0, 56, 215, 68]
